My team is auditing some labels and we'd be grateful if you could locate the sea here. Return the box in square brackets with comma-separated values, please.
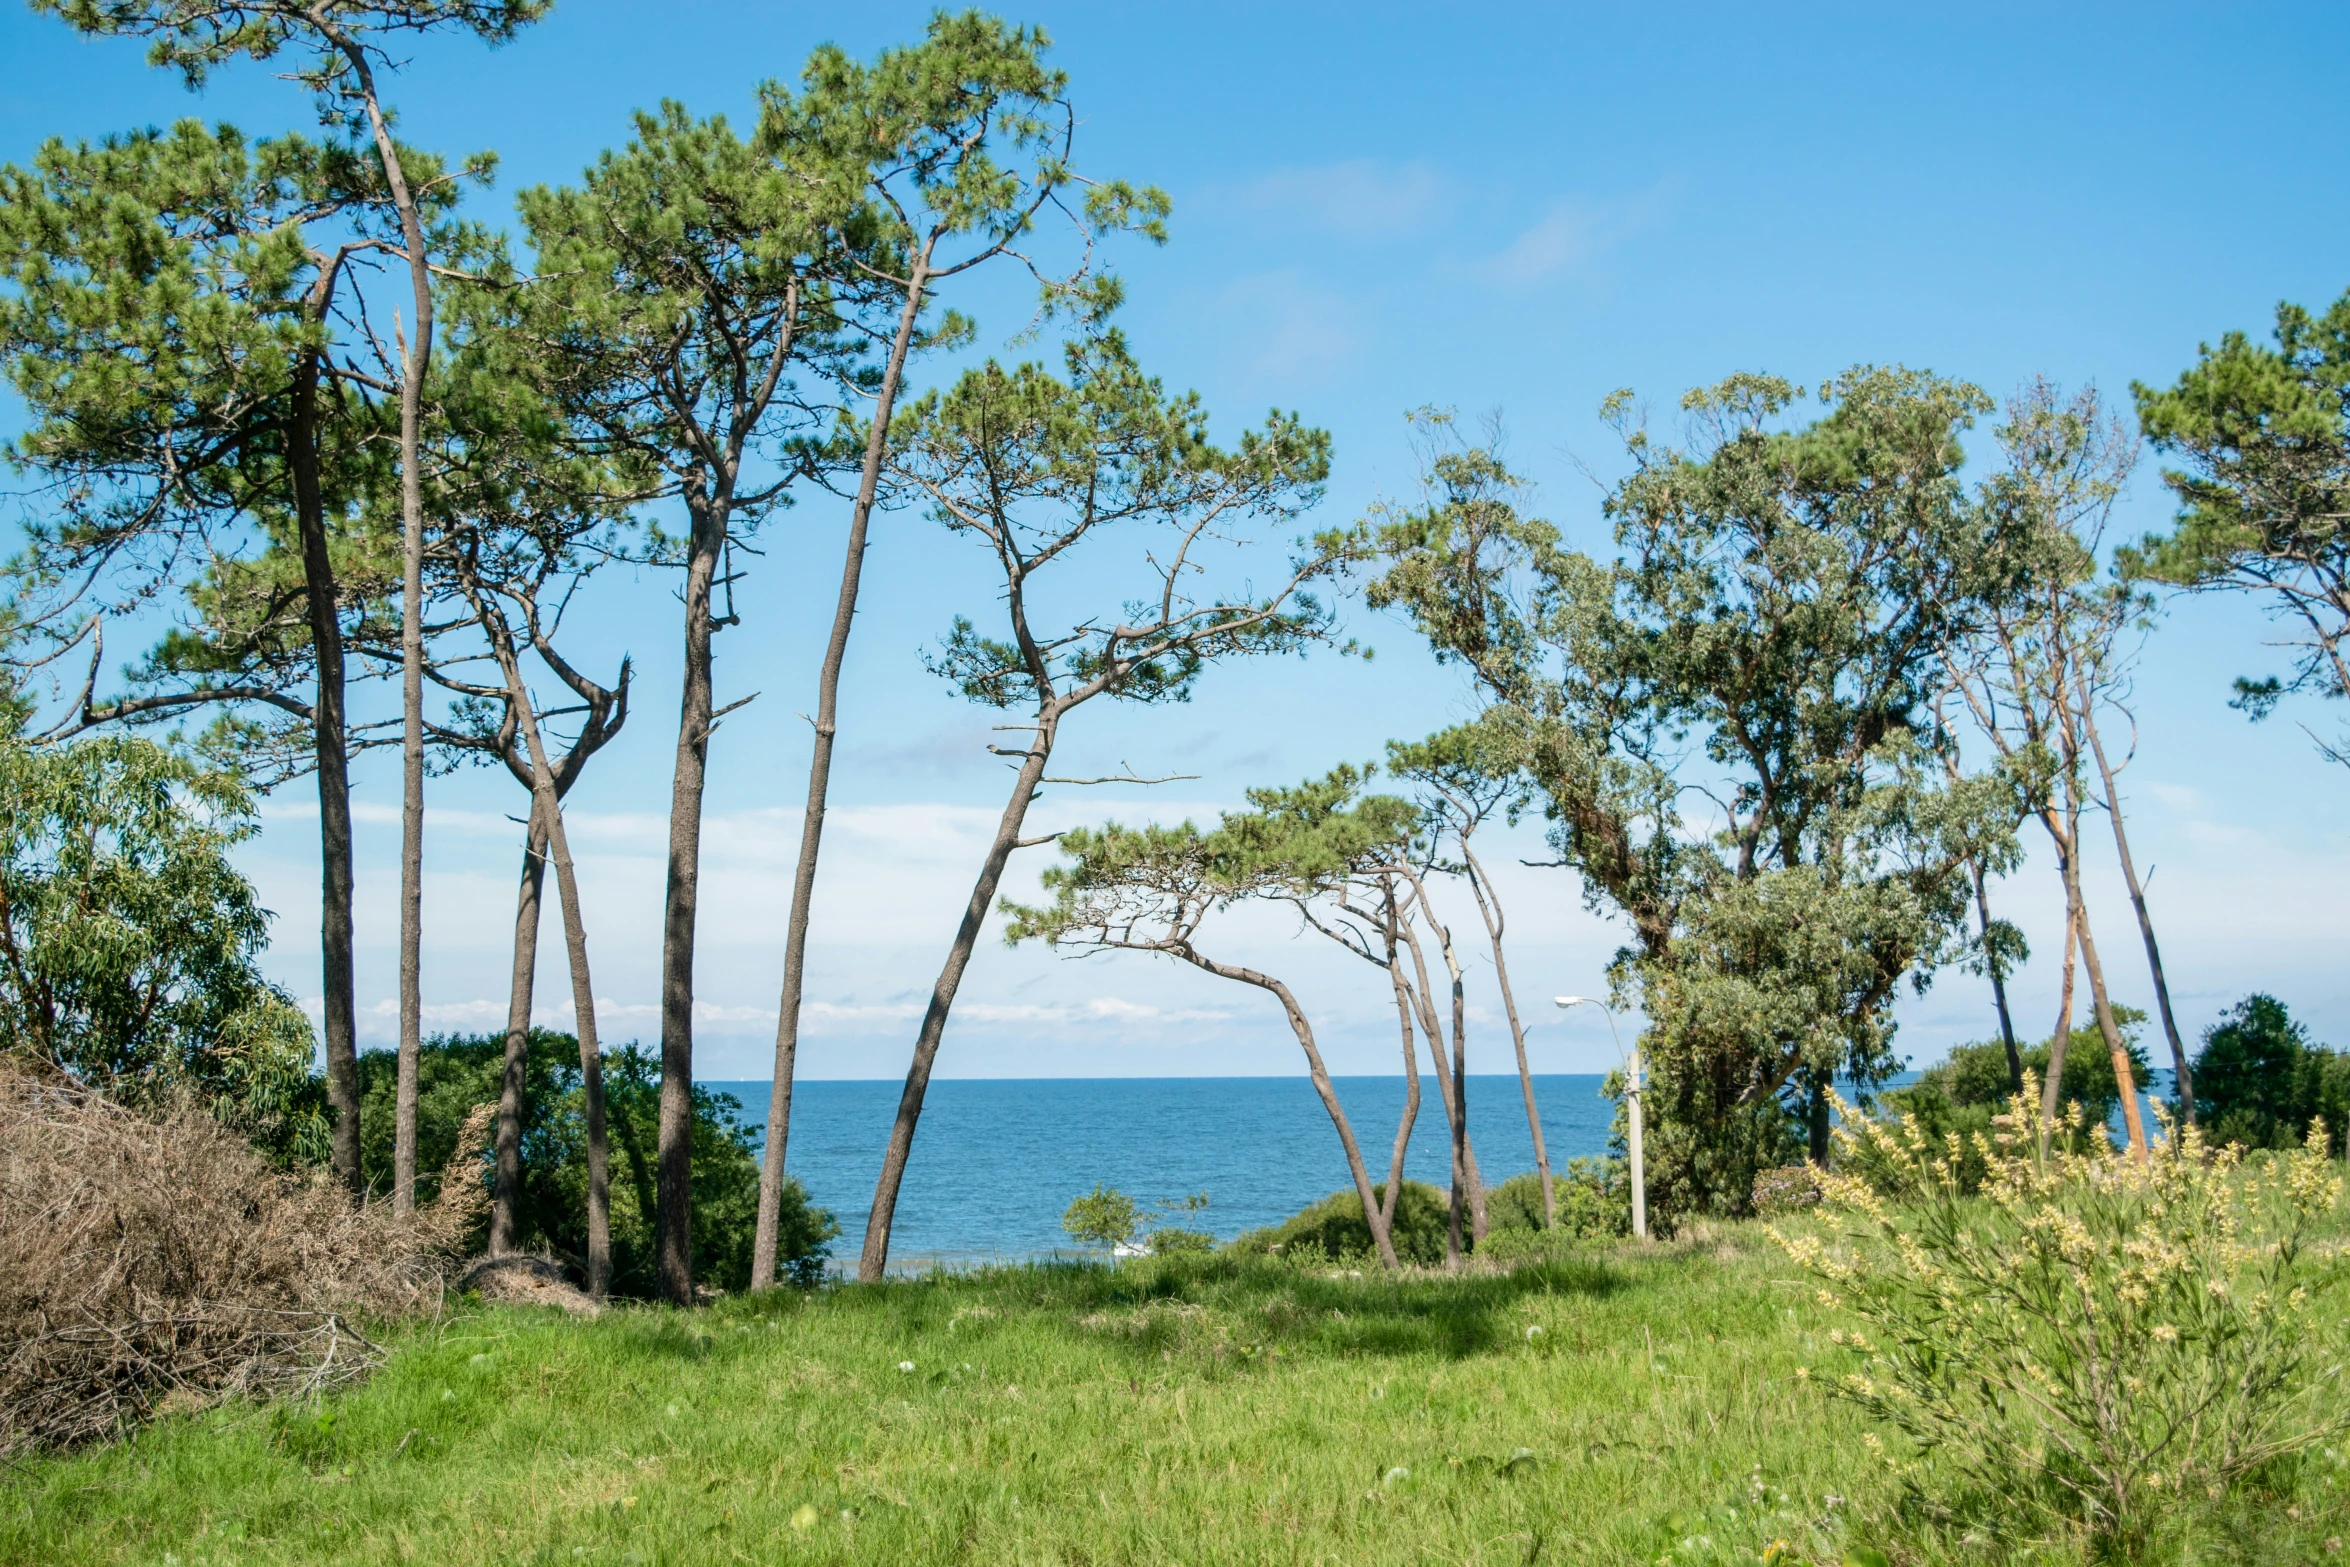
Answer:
[704, 1069, 2177, 1269]
[705, 1074, 1619, 1268]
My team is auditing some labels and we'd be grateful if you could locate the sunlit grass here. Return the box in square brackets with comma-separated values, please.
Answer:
[4, 1225, 2340, 1565]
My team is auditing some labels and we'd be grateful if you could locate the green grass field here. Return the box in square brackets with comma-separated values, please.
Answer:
[5, 1226, 2342, 1566]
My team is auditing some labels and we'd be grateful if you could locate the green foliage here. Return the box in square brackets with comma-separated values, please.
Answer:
[1782, 1083, 2347, 1553]
[29, 0, 548, 102]
[2192, 994, 2350, 1155]
[1366, 386, 2031, 1221]
[0, 718, 323, 1163]
[895, 330, 1340, 713]
[1060, 1185, 1139, 1253]
[1005, 765, 1418, 954]
[2132, 290, 2350, 766]
[1485, 1161, 1635, 1242]
[1061, 1185, 1214, 1257]
[353, 1034, 836, 1293]
[1228, 1181, 1451, 1267]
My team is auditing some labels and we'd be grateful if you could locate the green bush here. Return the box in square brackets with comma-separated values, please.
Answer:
[1061, 1184, 1139, 1253]
[1227, 1180, 1449, 1265]
[2192, 994, 2350, 1154]
[1782, 1083, 2347, 1554]
[356, 1034, 836, 1294]
[0, 721, 326, 1164]
[1877, 1014, 2155, 1194]
[1486, 1158, 1634, 1240]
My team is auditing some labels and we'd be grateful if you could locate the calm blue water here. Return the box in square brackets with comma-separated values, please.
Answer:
[702, 1069, 2180, 1268]
[704, 1074, 1619, 1267]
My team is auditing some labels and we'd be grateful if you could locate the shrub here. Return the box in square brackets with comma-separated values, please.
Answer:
[0, 1062, 483, 1455]
[2193, 994, 2350, 1154]
[1486, 1158, 1635, 1241]
[1777, 1078, 2347, 1553]
[1227, 1180, 1449, 1266]
[0, 724, 326, 1164]
[356, 1034, 836, 1294]
[1062, 1184, 1140, 1252]
[1750, 1164, 1822, 1217]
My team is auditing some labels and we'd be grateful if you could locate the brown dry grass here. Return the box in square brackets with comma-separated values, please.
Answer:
[0, 1062, 489, 1455]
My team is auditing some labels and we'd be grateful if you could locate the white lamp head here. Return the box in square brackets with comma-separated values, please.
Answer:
[1554, 996, 1586, 1008]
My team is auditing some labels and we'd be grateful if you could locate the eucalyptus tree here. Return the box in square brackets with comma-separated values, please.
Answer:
[857, 330, 1345, 1280]
[0, 120, 429, 1196]
[1945, 382, 2157, 1155]
[749, 13, 1168, 1292]
[34, 0, 548, 1218]
[509, 103, 872, 1303]
[2134, 289, 2350, 774]
[1006, 770, 1421, 1269]
[1389, 719, 1551, 1228]
[1372, 374, 2027, 1215]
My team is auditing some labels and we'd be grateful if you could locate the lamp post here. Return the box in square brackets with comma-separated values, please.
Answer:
[1556, 995, 1645, 1240]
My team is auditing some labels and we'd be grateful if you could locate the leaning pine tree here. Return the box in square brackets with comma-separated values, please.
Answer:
[854, 329, 1352, 1280]
[1006, 768, 1421, 1269]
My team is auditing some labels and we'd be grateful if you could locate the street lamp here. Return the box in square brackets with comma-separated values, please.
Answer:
[1555, 995, 1646, 1240]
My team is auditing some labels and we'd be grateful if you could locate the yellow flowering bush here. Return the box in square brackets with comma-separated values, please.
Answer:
[1776, 1076, 2346, 1551]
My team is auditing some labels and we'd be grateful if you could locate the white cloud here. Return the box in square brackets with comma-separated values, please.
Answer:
[1205, 269, 1365, 379]
[1472, 181, 1677, 288]
[1218, 158, 1455, 241]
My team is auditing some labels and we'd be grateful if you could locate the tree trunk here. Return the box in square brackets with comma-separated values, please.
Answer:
[858, 723, 1056, 1282]
[1806, 1069, 1832, 1164]
[356, 90, 436, 1225]
[1189, 950, 1401, 1270]
[488, 806, 548, 1256]
[2036, 811, 2080, 1161]
[2086, 721, 2194, 1124]
[656, 496, 725, 1305]
[287, 344, 360, 1202]
[1394, 886, 1485, 1261]
[754, 268, 928, 1290]
[1971, 859, 2024, 1093]
[483, 620, 612, 1294]
[1464, 848, 1550, 1227]
[1379, 902, 1421, 1236]
[2063, 843, 2149, 1161]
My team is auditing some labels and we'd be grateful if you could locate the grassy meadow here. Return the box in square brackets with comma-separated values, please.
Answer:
[4, 1225, 2343, 1567]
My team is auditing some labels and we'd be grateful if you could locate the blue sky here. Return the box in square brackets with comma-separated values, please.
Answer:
[3, 1, 2346, 1079]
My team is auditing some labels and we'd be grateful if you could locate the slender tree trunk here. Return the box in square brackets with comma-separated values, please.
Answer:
[1972, 859, 2024, 1093]
[1448, 968, 1484, 1245]
[1191, 951, 1401, 1270]
[1806, 1069, 1832, 1164]
[1396, 912, 1469, 1265]
[1379, 903, 1421, 1236]
[1394, 883, 1486, 1256]
[488, 807, 548, 1255]
[656, 496, 725, 1305]
[859, 719, 1058, 1281]
[1464, 848, 1550, 1227]
[483, 619, 612, 1294]
[288, 347, 360, 1202]
[2086, 721, 2194, 1123]
[754, 268, 929, 1290]
[2036, 816, 2080, 1161]
[355, 90, 435, 1223]
[2063, 841, 2149, 1161]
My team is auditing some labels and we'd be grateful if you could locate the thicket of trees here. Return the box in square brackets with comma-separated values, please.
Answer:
[2, 5, 2340, 1291]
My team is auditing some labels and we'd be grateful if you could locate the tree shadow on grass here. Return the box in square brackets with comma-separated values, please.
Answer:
[833, 1251, 1644, 1363]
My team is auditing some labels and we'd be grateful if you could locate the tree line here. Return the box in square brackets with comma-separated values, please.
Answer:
[3, 2, 2343, 1291]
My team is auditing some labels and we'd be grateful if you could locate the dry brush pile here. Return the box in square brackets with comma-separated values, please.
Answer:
[0, 1063, 489, 1454]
